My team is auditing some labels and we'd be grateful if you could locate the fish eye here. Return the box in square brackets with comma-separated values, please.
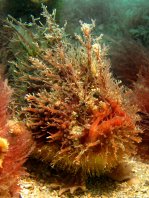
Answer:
[93, 91, 100, 98]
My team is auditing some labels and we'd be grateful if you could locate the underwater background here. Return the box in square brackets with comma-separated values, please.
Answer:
[1, 0, 149, 44]
[0, 0, 149, 197]
[1, 0, 149, 83]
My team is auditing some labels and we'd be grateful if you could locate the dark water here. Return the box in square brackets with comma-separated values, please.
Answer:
[0, 0, 149, 44]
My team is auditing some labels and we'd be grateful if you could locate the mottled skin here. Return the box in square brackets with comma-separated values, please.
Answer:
[8, 8, 141, 194]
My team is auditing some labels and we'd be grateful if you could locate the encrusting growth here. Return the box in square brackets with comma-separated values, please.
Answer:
[8, 6, 141, 194]
[0, 80, 33, 198]
[0, 137, 9, 168]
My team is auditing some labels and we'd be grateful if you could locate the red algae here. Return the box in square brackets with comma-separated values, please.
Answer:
[0, 80, 33, 197]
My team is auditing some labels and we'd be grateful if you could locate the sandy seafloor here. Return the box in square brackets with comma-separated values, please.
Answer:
[20, 158, 149, 198]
